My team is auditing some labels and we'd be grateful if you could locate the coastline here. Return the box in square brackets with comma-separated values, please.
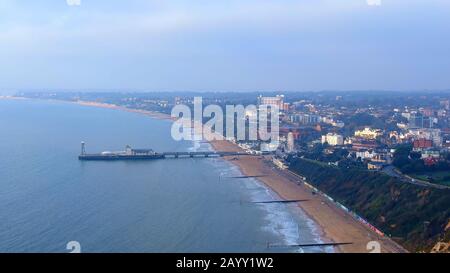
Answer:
[209, 140, 407, 253]
[75, 100, 175, 121]
[7, 97, 407, 253]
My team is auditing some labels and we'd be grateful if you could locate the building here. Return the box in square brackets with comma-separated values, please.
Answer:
[257, 95, 285, 110]
[286, 132, 295, 152]
[409, 128, 442, 147]
[290, 114, 321, 125]
[368, 162, 383, 171]
[440, 100, 450, 110]
[332, 121, 345, 128]
[322, 117, 334, 125]
[321, 117, 344, 127]
[371, 153, 391, 164]
[421, 108, 434, 117]
[397, 123, 408, 129]
[413, 139, 433, 151]
[321, 133, 344, 146]
[389, 131, 400, 141]
[402, 112, 411, 119]
[354, 127, 383, 140]
[355, 149, 376, 160]
[351, 139, 378, 151]
[280, 128, 300, 140]
[424, 157, 439, 166]
[421, 150, 440, 159]
[272, 157, 288, 170]
[408, 113, 433, 129]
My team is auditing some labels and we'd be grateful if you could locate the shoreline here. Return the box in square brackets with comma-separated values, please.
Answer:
[75, 100, 175, 121]
[202, 141, 332, 252]
[208, 140, 407, 253]
[7, 97, 407, 253]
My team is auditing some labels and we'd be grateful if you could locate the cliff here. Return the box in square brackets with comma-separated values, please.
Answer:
[289, 158, 450, 252]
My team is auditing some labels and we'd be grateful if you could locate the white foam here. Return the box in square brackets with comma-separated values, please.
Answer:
[187, 139, 332, 252]
[246, 180, 306, 250]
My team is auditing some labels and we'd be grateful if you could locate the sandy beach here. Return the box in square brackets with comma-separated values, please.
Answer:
[76, 101, 175, 121]
[69, 100, 408, 252]
[10, 97, 407, 253]
[209, 140, 407, 253]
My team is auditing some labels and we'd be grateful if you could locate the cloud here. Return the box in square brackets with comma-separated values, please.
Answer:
[1, 0, 450, 91]
[0, 1, 362, 52]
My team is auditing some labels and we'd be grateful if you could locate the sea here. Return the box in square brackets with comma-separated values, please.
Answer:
[0, 98, 331, 253]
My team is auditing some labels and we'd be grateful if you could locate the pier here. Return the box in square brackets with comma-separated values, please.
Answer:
[78, 143, 269, 161]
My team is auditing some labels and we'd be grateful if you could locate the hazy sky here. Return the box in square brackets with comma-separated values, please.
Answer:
[0, 0, 449, 92]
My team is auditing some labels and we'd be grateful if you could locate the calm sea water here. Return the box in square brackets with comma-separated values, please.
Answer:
[0, 99, 328, 253]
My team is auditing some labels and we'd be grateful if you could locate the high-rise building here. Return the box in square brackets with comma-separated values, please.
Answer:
[287, 132, 295, 152]
[408, 113, 433, 129]
[257, 95, 284, 109]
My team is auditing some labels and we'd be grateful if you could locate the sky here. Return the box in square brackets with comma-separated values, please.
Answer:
[0, 0, 449, 92]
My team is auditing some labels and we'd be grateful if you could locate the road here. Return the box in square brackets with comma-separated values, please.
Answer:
[382, 165, 450, 190]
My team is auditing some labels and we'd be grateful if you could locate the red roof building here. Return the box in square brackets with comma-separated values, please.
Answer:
[424, 157, 438, 166]
[413, 139, 433, 150]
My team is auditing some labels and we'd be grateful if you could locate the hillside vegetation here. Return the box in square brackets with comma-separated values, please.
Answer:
[289, 158, 450, 252]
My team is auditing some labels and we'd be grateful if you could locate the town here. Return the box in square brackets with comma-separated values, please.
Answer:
[19, 91, 450, 189]
[15, 91, 450, 252]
